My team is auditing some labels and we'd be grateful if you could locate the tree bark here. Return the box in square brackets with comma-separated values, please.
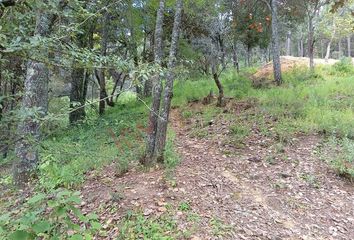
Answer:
[13, 3, 56, 186]
[232, 39, 240, 73]
[246, 46, 251, 67]
[325, 40, 332, 62]
[271, 0, 282, 85]
[348, 35, 351, 57]
[69, 27, 93, 124]
[69, 67, 87, 124]
[338, 39, 342, 58]
[143, 0, 165, 165]
[98, 11, 110, 115]
[154, 0, 183, 161]
[212, 63, 224, 107]
[308, 15, 315, 71]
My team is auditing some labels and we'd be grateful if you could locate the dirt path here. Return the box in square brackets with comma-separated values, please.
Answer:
[169, 109, 353, 239]
[80, 108, 354, 239]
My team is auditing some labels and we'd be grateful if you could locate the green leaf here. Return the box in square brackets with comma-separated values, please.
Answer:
[69, 234, 83, 240]
[27, 193, 46, 204]
[90, 221, 101, 231]
[32, 220, 51, 234]
[9, 230, 30, 240]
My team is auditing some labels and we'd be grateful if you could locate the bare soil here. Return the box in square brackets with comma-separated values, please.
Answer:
[80, 101, 354, 240]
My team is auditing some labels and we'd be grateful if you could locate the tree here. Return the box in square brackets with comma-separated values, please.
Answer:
[270, 0, 282, 85]
[13, 0, 65, 186]
[155, 0, 183, 161]
[143, 0, 166, 165]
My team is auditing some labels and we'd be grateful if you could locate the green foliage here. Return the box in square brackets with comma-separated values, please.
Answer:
[0, 189, 101, 240]
[209, 217, 232, 237]
[323, 137, 354, 179]
[39, 97, 147, 190]
[332, 57, 354, 74]
[117, 211, 178, 240]
[164, 130, 181, 170]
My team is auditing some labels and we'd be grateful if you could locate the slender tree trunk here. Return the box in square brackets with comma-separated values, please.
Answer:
[13, 5, 55, 186]
[154, 0, 183, 161]
[212, 63, 224, 107]
[247, 46, 251, 67]
[232, 40, 240, 73]
[143, 0, 166, 165]
[69, 67, 87, 123]
[338, 39, 342, 58]
[218, 34, 226, 69]
[286, 30, 291, 56]
[69, 26, 93, 124]
[298, 39, 301, 57]
[325, 40, 332, 62]
[320, 39, 324, 59]
[347, 35, 351, 57]
[308, 15, 315, 71]
[98, 11, 110, 115]
[271, 0, 282, 85]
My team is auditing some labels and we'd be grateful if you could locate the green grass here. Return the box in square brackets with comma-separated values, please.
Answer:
[39, 94, 147, 190]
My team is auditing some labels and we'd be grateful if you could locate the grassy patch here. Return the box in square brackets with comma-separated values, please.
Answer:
[39, 95, 147, 190]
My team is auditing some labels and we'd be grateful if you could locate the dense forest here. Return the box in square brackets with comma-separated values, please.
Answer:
[0, 0, 354, 239]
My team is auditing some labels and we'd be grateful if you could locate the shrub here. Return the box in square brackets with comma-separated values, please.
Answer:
[332, 57, 354, 74]
[0, 189, 101, 239]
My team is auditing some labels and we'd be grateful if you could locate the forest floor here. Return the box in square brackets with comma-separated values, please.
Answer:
[79, 99, 354, 240]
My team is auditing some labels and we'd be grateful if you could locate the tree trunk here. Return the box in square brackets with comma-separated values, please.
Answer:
[286, 30, 291, 56]
[69, 67, 87, 123]
[348, 35, 351, 57]
[246, 46, 251, 67]
[154, 0, 183, 161]
[308, 15, 315, 71]
[13, 4, 55, 186]
[297, 39, 301, 57]
[338, 39, 342, 58]
[98, 11, 110, 115]
[325, 40, 332, 62]
[69, 27, 92, 124]
[232, 40, 240, 73]
[320, 39, 324, 59]
[212, 62, 224, 107]
[143, 0, 166, 165]
[271, 0, 282, 85]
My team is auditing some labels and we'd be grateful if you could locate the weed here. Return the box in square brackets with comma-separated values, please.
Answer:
[322, 137, 354, 179]
[210, 217, 233, 237]
[300, 173, 320, 188]
[0, 189, 102, 239]
[178, 202, 191, 212]
[117, 211, 178, 240]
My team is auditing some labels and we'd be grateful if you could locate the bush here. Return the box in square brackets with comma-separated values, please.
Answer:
[332, 57, 354, 74]
[0, 189, 101, 239]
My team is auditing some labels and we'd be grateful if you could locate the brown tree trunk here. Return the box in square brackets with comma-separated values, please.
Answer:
[271, 0, 282, 85]
[308, 15, 315, 71]
[154, 0, 183, 161]
[143, 0, 166, 165]
[212, 63, 224, 107]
